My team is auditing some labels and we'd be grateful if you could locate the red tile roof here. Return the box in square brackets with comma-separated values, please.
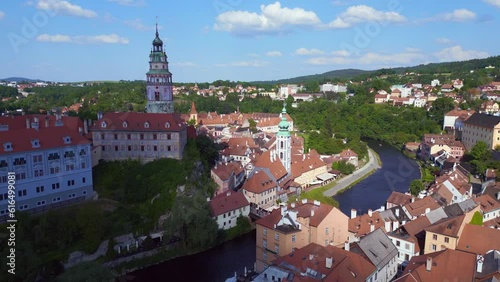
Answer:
[387, 192, 413, 207]
[91, 112, 186, 132]
[254, 151, 288, 180]
[349, 211, 385, 237]
[209, 191, 249, 217]
[0, 127, 90, 154]
[241, 170, 276, 194]
[256, 200, 335, 229]
[404, 196, 441, 218]
[457, 224, 500, 255]
[0, 114, 83, 131]
[211, 162, 244, 181]
[424, 215, 465, 238]
[474, 194, 500, 213]
[396, 249, 476, 282]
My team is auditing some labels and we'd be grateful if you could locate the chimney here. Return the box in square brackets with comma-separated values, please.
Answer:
[426, 257, 432, 271]
[393, 221, 399, 231]
[325, 257, 333, 269]
[344, 241, 350, 252]
[309, 254, 314, 261]
[425, 208, 430, 214]
[313, 200, 320, 206]
[302, 199, 307, 204]
[351, 209, 357, 219]
[44, 116, 49, 128]
[497, 192, 500, 201]
[370, 223, 375, 233]
[477, 255, 484, 273]
[385, 220, 391, 232]
[226, 191, 231, 197]
[380, 205, 385, 211]
[368, 209, 373, 217]
[291, 202, 296, 208]
[97, 111, 103, 120]
[395, 209, 400, 217]
[311, 210, 315, 217]
[25, 118, 30, 129]
[402, 220, 407, 225]
[78, 127, 83, 135]
[411, 197, 415, 203]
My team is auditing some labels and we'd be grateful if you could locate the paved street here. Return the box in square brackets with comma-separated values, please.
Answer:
[323, 148, 381, 197]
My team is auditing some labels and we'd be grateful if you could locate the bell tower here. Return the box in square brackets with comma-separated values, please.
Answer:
[145, 21, 174, 113]
[276, 103, 291, 173]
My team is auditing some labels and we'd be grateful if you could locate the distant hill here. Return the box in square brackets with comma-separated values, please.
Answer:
[253, 55, 500, 84]
[252, 68, 371, 84]
[0, 77, 44, 83]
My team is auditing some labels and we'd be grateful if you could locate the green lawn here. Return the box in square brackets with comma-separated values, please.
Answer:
[289, 182, 339, 207]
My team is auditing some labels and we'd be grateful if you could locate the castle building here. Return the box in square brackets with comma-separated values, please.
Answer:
[0, 115, 93, 221]
[91, 25, 187, 164]
[146, 24, 174, 114]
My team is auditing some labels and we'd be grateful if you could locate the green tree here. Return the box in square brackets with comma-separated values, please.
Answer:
[332, 161, 356, 175]
[409, 179, 424, 196]
[469, 211, 483, 226]
[429, 97, 455, 125]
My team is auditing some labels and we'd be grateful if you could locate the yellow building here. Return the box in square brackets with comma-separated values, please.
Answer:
[254, 200, 349, 272]
[462, 113, 500, 151]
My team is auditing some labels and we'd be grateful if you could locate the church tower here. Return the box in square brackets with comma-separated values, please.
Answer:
[145, 23, 174, 113]
[276, 104, 291, 173]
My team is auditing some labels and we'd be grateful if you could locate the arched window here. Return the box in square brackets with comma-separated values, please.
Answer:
[280, 152, 283, 159]
[165, 122, 170, 128]
[101, 121, 107, 128]
[144, 122, 150, 128]
[122, 121, 128, 128]
[280, 141, 284, 149]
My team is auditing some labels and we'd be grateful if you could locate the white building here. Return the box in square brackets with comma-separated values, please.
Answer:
[320, 83, 347, 93]
[431, 79, 440, 87]
[209, 191, 250, 230]
[0, 115, 93, 221]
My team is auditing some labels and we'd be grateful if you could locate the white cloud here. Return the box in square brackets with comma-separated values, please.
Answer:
[124, 18, 156, 31]
[36, 33, 129, 44]
[294, 48, 325, 56]
[0, 11, 5, 20]
[36, 0, 97, 18]
[216, 60, 269, 67]
[434, 45, 488, 61]
[266, 51, 283, 57]
[36, 34, 72, 43]
[171, 62, 197, 67]
[328, 5, 406, 29]
[435, 37, 452, 45]
[405, 47, 421, 53]
[331, 50, 350, 56]
[483, 0, 500, 8]
[108, 0, 145, 6]
[441, 9, 476, 22]
[214, 1, 321, 35]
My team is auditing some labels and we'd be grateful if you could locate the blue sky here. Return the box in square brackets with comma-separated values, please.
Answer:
[0, 0, 499, 82]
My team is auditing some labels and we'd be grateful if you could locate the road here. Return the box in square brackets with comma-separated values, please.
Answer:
[323, 148, 381, 197]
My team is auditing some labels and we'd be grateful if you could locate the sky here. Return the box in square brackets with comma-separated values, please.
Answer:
[0, 0, 499, 83]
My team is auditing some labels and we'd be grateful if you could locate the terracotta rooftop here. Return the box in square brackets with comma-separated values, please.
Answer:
[254, 150, 288, 181]
[92, 112, 186, 132]
[348, 211, 385, 237]
[0, 127, 90, 154]
[270, 243, 376, 282]
[0, 114, 83, 132]
[256, 200, 335, 230]
[424, 215, 465, 238]
[474, 194, 500, 213]
[457, 224, 500, 255]
[404, 196, 441, 218]
[211, 162, 244, 181]
[463, 113, 500, 129]
[241, 170, 276, 194]
[291, 151, 327, 179]
[387, 191, 413, 207]
[444, 109, 475, 118]
[396, 249, 476, 282]
[209, 191, 249, 217]
[402, 216, 432, 237]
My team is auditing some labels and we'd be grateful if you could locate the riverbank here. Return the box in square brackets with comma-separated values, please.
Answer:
[323, 148, 381, 197]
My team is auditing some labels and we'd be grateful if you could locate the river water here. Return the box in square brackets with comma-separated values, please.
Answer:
[129, 140, 420, 282]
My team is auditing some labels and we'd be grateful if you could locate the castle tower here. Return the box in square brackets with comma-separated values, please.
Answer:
[145, 22, 174, 113]
[189, 101, 198, 124]
[276, 103, 291, 173]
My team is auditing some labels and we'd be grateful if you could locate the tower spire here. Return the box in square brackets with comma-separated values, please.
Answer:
[155, 16, 159, 37]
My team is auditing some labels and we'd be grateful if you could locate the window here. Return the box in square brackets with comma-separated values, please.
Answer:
[82, 177, 86, 183]
[128, 146, 132, 151]
[140, 134, 144, 140]
[67, 180, 75, 186]
[36, 186, 45, 193]
[81, 162, 86, 169]
[325, 240, 328, 246]
[17, 189, 27, 197]
[432, 234, 438, 240]
[123, 121, 128, 128]
[127, 134, 131, 140]
[101, 121, 107, 128]
[144, 122, 149, 128]
[275, 244, 279, 254]
[405, 243, 410, 250]
[32, 155, 42, 163]
[37, 200, 46, 206]
[114, 134, 118, 140]
[50, 167, 60, 174]
[263, 240, 267, 248]
[444, 237, 449, 243]
[153, 134, 157, 140]
[115, 146, 119, 151]
[52, 183, 60, 190]
[68, 193, 76, 199]
[396, 240, 401, 247]
[153, 146, 157, 151]
[19, 204, 28, 211]
[263, 251, 267, 261]
[275, 233, 279, 241]
[15, 172, 26, 180]
[325, 227, 329, 235]
[263, 228, 267, 236]
[66, 164, 75, 171]
[167, 146, 171, 151]
[431, 244, 437, 251]
[0, 193, 8, 201]
[52, 197, 61, 203]
[165, 122, 170, 128]
[141, 146, 145, 151]
[167, 134, 171, 140]
[292, 235, 296, 242]
[34, 169, 44, 177]
[13, 158, 26, 165]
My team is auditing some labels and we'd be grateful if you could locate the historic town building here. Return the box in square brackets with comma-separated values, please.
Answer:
[91, 27, 187, 164]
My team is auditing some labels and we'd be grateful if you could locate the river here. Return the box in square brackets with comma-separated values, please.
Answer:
[129, 140, 420, 282]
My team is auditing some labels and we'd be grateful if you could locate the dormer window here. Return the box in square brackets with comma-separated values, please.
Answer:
[79, 149, 86, 156]
[64, 151, 75, 158]
[144, 122, 150, 128]
[101, 121, 107, 128]
[122, 121, 128, 128]
[165, 122, 170, 128]
[63, 136, 71, 144]
[31, 139, 40, 148]
[3, 142, 12, 152]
